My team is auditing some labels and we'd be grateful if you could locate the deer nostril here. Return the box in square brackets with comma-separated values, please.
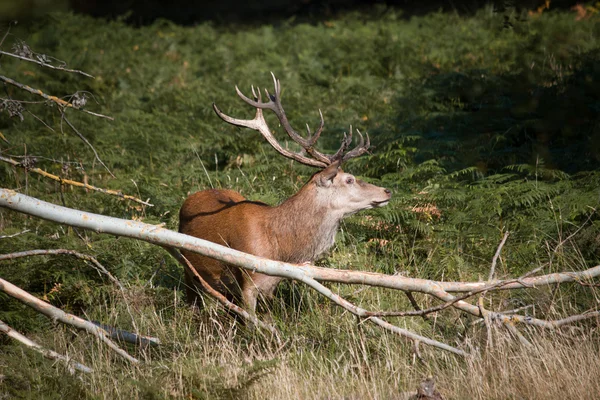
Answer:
[384, 188, 392, 195]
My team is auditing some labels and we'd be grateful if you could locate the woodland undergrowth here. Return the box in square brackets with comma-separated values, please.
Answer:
[1, 4, 599, 399]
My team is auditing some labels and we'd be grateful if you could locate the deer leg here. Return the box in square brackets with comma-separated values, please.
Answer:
[241, 285, 259, 314]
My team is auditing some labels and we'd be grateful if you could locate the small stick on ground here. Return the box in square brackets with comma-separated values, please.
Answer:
[0, 319, 93, 373]
[0, 229, 30, 239]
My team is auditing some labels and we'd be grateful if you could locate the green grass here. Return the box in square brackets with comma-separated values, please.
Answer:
[1, 5, 600, 398]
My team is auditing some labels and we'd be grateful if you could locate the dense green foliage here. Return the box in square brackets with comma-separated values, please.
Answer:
[0, 6, 599, 398]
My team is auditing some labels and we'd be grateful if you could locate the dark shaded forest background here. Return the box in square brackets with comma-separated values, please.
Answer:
[1, 0, 591, 24]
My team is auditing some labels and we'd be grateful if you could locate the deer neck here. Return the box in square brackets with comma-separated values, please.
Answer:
[268, 183, 342, 263]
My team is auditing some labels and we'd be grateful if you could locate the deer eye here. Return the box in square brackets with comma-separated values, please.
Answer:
[346, 177, 354, 185]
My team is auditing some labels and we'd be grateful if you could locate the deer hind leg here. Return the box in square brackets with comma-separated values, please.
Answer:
[184, 266, 205, 308]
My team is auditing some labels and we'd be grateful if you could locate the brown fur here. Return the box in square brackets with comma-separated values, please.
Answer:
[179, 163, 391, 311]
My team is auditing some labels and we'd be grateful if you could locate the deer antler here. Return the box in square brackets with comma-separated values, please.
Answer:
[212, 72, 370, 168]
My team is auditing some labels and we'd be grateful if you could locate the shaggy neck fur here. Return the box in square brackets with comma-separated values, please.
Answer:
[266, 181, 342, 263]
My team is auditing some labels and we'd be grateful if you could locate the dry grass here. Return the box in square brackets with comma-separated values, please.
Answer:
[3, 284, 598, 400]
[435, 327, 600, 400]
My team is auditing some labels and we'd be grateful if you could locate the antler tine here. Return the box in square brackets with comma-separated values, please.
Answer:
[214, 82, 329, 168]
[341, 128, 371, 162]
[309, 109, 325, 146]
[260, 75, 333, 164]
[270, 71, 281, 99]
[330, 130, 353, 162]
[216, 75, 373, 169]
[235, 85, 267, 109]
[304, 109, 325, 145]
[234, 75, 313, 152]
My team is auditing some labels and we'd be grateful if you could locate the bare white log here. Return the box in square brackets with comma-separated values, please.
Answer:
[1, 189, 598, 355]
[0, 189, 466, 356]
[3, 190, 597, 295]
[0, 319, 93, 373]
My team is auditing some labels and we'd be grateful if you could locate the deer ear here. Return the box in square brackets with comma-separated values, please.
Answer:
[317, 160, 341, 187]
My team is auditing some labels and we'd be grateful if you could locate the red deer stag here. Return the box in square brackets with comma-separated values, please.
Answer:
[179, 74, 391, 312]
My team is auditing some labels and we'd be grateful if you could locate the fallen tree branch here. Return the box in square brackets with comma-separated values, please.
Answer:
[0, 275, 139, 364]
[0, 319, 93, 373]
[1, 190, 598, 355]
[299, 264, 600, 293]
[365, 266, 549, 318]
[0, 189, 466, 356]
[0, 154, 152, 206]
[424, 283, 599, 329]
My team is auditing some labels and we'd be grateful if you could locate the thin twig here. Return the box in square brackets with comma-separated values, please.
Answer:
[0, 49, 94, 78]
[364, 269, 543, 318]
[0, 75, 113, 120]
[405, 291, 429, 320]
[25, 108, 56, 132]
[0, 249, 123, 290]
[0, 154, 151, 205]
[489, 231, 510, 281]
[0, 277, 139, 363]
[0, 22, 12, 47]
[0, 319, 93, 373]
[554, 208, 596, 253]
[61, 113, 115, 177]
